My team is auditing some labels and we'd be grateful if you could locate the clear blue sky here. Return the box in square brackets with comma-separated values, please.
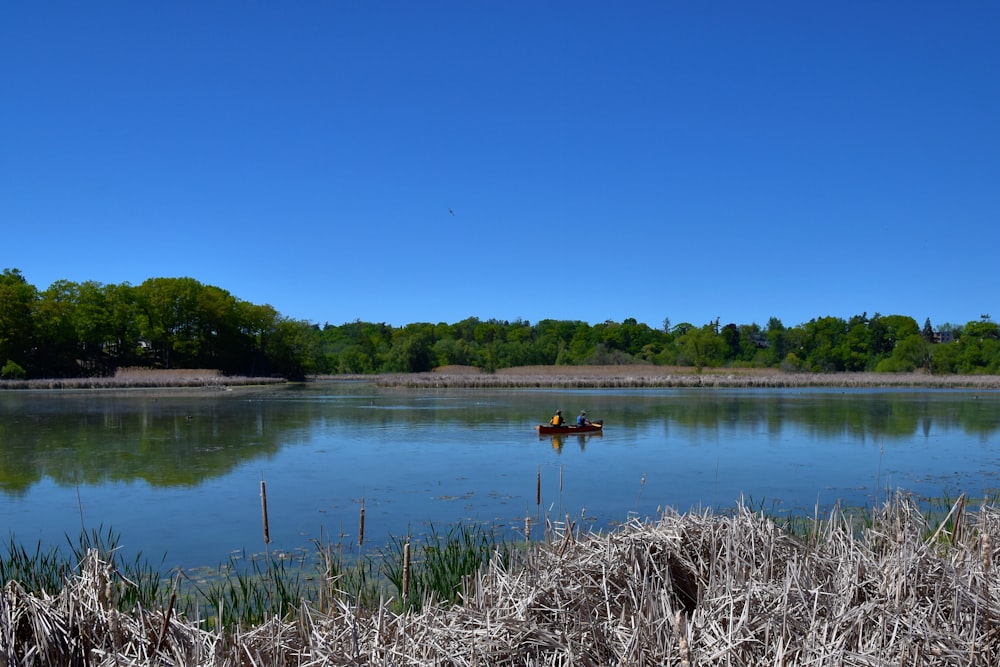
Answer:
[3, 2, 997, 330]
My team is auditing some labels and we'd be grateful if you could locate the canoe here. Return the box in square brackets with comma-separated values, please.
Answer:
[535, 421, 603, 435]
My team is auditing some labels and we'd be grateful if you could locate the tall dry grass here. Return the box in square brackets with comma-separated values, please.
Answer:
[3, 493, 999, 665]
[369, 365, 1000, 389]
[0, 368, 286, 390]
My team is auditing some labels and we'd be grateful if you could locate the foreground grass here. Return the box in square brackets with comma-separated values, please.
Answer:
[3, 494, 1000, 665]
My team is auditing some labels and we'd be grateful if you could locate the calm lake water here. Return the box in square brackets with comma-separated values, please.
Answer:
[2, 381, 999, 570]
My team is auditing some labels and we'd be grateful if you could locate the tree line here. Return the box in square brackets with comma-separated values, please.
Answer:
[2, 268, 998, 379]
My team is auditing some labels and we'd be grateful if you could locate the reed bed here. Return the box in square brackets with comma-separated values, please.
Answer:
[0, 368, 286, 390]
[4, 494, 1000, 665]
[370, 366, 1000, 389]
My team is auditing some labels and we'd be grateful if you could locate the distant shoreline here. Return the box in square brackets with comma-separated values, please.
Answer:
[4, 365, 1000, 390]
[321, 365, 1000, 389]
[0, 368, 287, 391]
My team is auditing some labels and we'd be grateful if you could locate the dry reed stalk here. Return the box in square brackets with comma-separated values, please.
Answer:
[6, 495, 1000, 665]
[358, 498, 366, 548]
[371, 367, 1000, 390]
[260, 479, 270, 546]
[929, 493, 967, 546]
[402, 540, 411, 601]
[152, 590, 175, 655]
[983, 532, 992, 571]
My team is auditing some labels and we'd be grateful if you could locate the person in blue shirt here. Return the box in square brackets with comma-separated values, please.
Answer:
[577, 410, 590, 426]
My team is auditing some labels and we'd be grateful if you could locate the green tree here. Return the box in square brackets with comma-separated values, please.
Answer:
[0, 360, 26, 379]
[876, 334, 931, 372]
[800, 316, 848, 372]
[922, 317, 935, 343]
[676, 324, 726, 371]
[100, 282, 141, 366]
[720, 323, 740, 362]
[953, 320, 1000, 374]
[135, 277, 204, 368]
[763, 317, 788, 366]
[868, 314, 920, 364]
[836, 313, 871, 371]
[432, 337, 476, 368]
[236, 302, 280, 375]
[34, 280, 83, 376]
[266, 319, 322, 379]
[930, 340, 960, 374]
[383, 324, 434, 372]
[0, 269, 37, 373]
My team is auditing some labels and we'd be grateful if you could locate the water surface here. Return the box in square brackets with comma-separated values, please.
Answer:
[1, 382, 998, 569]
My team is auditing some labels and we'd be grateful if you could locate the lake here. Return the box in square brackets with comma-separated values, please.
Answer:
[1, 381, 998, 571]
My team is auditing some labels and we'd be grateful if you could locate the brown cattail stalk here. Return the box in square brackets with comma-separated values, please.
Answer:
[536, 466, 541, 507]
[153, 590, 176, 655]
[951, 493, 966, 546]
[260, 479, 270, 545]
[983, 532, 992, 571]
[359, 497, 366, 548]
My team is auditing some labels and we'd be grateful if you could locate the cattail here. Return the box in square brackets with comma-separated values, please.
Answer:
[402, 540, 411, 600]
[358, 498, 366, 547]
[536, 466, 541, 507]
[153, 591, 176, 655]
[983, 533, 992, 571]
[951, 493, 966, 546]
[260, 479, 270, 545]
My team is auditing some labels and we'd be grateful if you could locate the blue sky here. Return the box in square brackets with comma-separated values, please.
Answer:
[3, 2, 997, 331]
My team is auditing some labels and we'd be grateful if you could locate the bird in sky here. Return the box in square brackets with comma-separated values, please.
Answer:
[448, 208, 455, 216]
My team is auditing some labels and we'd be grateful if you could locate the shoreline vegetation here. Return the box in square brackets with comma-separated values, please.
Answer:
[0, 367, 288, 390]
[366, 364, 1000, 389]
[4, 364, 1000, 390]
[3, 494, 999, 664]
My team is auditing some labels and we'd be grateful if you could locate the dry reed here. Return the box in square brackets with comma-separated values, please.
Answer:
[260, 479, 270, 547]
[358, 498, 366, 548]
[365, 366, 1000, 389]
[0, 368, 285, 390]
[4, 493, 1000, 665]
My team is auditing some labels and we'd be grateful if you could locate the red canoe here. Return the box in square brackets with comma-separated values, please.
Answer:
[535, 421, 603, 435]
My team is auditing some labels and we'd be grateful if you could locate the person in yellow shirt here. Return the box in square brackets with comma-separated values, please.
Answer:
[550, 409, 565, 426]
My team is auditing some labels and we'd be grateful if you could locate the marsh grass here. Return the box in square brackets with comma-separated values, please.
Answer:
[0, 367, 286, 390]
[369, 365, 1000, 389]
[0, 526, 165, 610]
[4, 464, 1000, 663]
[6, 493, 1000, 665]
[194, 551, 310, 630]
[0, 538, 67, 596]
[375, 523, 515, 613]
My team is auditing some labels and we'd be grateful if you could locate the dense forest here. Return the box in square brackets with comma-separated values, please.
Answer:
[1, 268, 998, 380]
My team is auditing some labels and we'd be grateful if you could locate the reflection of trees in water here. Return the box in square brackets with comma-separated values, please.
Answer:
[652, 393, 1000, 441]
[1, 386, 997, 494]
[0, 390, 316, 492]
